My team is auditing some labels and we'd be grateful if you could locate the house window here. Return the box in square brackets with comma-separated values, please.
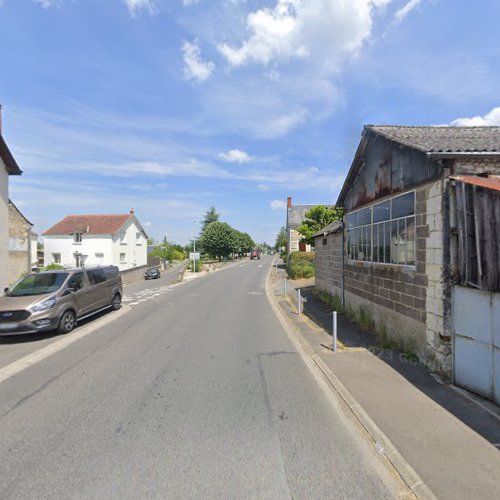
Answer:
[74, 232, 82, 243]
[120, 232, 126, 244]
[52, 253, 61, 264]
[347, 191, 415, 266]
[120, 253, 126, 263]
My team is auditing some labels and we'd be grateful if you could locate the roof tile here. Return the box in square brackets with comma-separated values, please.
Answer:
[43, 214, 132, 236]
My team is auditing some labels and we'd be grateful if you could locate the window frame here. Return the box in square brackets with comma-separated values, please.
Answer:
[346, 190, 416, 268]
[52, 253, 61, 264]
[73, 232, 83, 243]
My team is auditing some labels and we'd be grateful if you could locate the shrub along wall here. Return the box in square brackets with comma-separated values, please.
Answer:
[287, 251, 315, 279]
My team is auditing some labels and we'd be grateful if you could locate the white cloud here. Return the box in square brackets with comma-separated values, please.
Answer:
[218, 148, 252, 163]
[270, 199, 287, 210]
[451, 107, 500, 127]
[32, 0, 60, 7]
[218, 0, 394, 69]
[258, 184, 270, 191]
[394, 0, 422, 24]
[124, 0, 157, 16]
[182, 0, 199, 5]
[182, 41, 215, 83]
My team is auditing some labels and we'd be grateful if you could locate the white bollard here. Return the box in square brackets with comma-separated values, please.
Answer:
[332, 311, 337, 352]
[297, 289, 301, 315]
[284, 278, 287, 296]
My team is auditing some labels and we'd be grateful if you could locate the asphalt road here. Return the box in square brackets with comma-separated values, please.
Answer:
[0, 256, 398, 499]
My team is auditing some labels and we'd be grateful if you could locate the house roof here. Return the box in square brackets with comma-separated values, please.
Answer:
[312, 220, 343, 238]
[451, 175, 500, 193]
[365, 125, 500, 156]
[43, 214, 133, 236]
[0, 135, 22, 175]
[287, 204, 334, 229]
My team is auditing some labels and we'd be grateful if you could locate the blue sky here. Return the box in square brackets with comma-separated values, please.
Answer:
[1, 0, 499, 245]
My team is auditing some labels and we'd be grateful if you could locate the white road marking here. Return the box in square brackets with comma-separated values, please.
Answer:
[0, 306, 131, 385]
[239, 265, 244, 268]
[258, 265, 263, 268]
[129, 302, 140, 306]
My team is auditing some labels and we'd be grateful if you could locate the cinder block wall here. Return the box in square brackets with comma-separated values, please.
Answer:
[314, 180, 453, 379]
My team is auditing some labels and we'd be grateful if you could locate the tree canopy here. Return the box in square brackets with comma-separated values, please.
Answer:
[275, 226, 287, 251]
[297, 205, 344, 245]
[202, 206, 220, 232]
[149, 241, 186, 262]
[199, 222, 238, 260]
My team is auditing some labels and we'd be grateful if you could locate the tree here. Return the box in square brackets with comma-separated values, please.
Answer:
[199, 222, 238, 260]
[297, 205, 344, 246]
[149, 241, 186, 262]
[201, 206, 220, 232]
[275, 226, 287, 251]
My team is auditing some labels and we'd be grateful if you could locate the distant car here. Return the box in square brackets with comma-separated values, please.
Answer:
[269, 251, 275, 255]
[250, 250, 261, 260]
[145, 268, 161, 280]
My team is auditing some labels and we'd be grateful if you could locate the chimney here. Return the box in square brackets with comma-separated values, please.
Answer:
[287, 196, 292, 208]
[130, 208, 134, 215]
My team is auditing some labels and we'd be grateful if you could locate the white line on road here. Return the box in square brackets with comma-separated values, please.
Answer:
[258, 264, 263, 268]
[0, 306, 131, 386]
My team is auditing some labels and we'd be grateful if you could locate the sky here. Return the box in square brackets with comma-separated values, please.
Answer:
[1, 0, 499, 245]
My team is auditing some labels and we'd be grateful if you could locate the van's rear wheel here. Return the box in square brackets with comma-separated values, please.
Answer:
[58, 310, 76, 334]
[112, 293, 121, 311]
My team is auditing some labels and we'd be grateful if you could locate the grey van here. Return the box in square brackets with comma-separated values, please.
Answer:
[0, 266, 122, 336]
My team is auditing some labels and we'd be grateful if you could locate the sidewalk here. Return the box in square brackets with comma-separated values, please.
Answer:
[268, 262, 500, 500]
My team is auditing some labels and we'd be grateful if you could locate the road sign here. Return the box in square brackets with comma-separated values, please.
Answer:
[189, 252, 200, 260]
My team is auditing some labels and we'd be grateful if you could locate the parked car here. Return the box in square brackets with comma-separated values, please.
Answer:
[145, 268, 161, 280]
[0, 266, 122, 336]
[250, 249, 261, 260]
[269, 250, 275, 255]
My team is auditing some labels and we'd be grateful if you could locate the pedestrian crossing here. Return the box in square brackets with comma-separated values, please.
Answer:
[122, 282, 187, 307]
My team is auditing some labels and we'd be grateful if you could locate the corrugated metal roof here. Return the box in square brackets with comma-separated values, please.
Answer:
[312, 220, 343, 238]
[366, 125, 500, 154]
[451, 175, 500, 192]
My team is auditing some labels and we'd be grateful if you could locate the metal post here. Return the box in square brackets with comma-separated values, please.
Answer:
[297, 289, 301, 315]
[284, 278, 287, 296]
[193, 237, 195, 272]
[332, 311, 337, 352]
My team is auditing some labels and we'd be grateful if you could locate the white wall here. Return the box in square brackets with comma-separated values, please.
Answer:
[43, 235, 114, 268]
[43, 218, 147, 270]
[0, 162, 9, 290]
[112, 218, 147, 270]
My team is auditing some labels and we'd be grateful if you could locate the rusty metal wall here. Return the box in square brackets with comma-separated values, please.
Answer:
[344, 132, 441, 210]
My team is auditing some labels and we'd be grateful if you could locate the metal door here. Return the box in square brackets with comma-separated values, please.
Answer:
[453, 286, 500, 405]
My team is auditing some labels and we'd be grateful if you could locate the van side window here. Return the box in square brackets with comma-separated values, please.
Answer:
[68, 273, 85, 290]
[87, 269, 106, 285]
[104, 267, 119, 280]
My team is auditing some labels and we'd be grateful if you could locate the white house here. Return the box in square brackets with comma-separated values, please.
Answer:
[0, 106, 23, 290]
[43, 210, 148, 271]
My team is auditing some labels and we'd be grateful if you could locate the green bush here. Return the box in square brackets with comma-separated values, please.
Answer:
[288, 251, 315, 263]
[288, 261, 315, 279]
[287, 251, 315, 279]
[42, 263, 64, 271]
[190, 260, 202, 272]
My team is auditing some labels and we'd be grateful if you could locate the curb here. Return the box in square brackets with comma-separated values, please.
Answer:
[265, 263, 436, 500]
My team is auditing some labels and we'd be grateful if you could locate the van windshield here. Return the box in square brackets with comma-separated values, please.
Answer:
[7, 273, 69, 297]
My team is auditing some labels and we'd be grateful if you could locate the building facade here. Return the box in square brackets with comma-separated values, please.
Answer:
[315, 125, 500, 394]
[0, 109, 23, 291]
[43, 210, 148, 271]
[286, 196, 333, 254]
[8, 200, 35, 285]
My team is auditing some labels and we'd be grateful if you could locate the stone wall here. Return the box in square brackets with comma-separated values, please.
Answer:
[120, 265, 147, 285]
[8, 201, 33, 285]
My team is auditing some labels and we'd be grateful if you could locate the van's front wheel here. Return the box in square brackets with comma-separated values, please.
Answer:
[112, 293, 122, 311]
[58, 310, 76, 334]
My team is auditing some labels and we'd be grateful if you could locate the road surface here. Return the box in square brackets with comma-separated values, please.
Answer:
[0, 256, 398, 499]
